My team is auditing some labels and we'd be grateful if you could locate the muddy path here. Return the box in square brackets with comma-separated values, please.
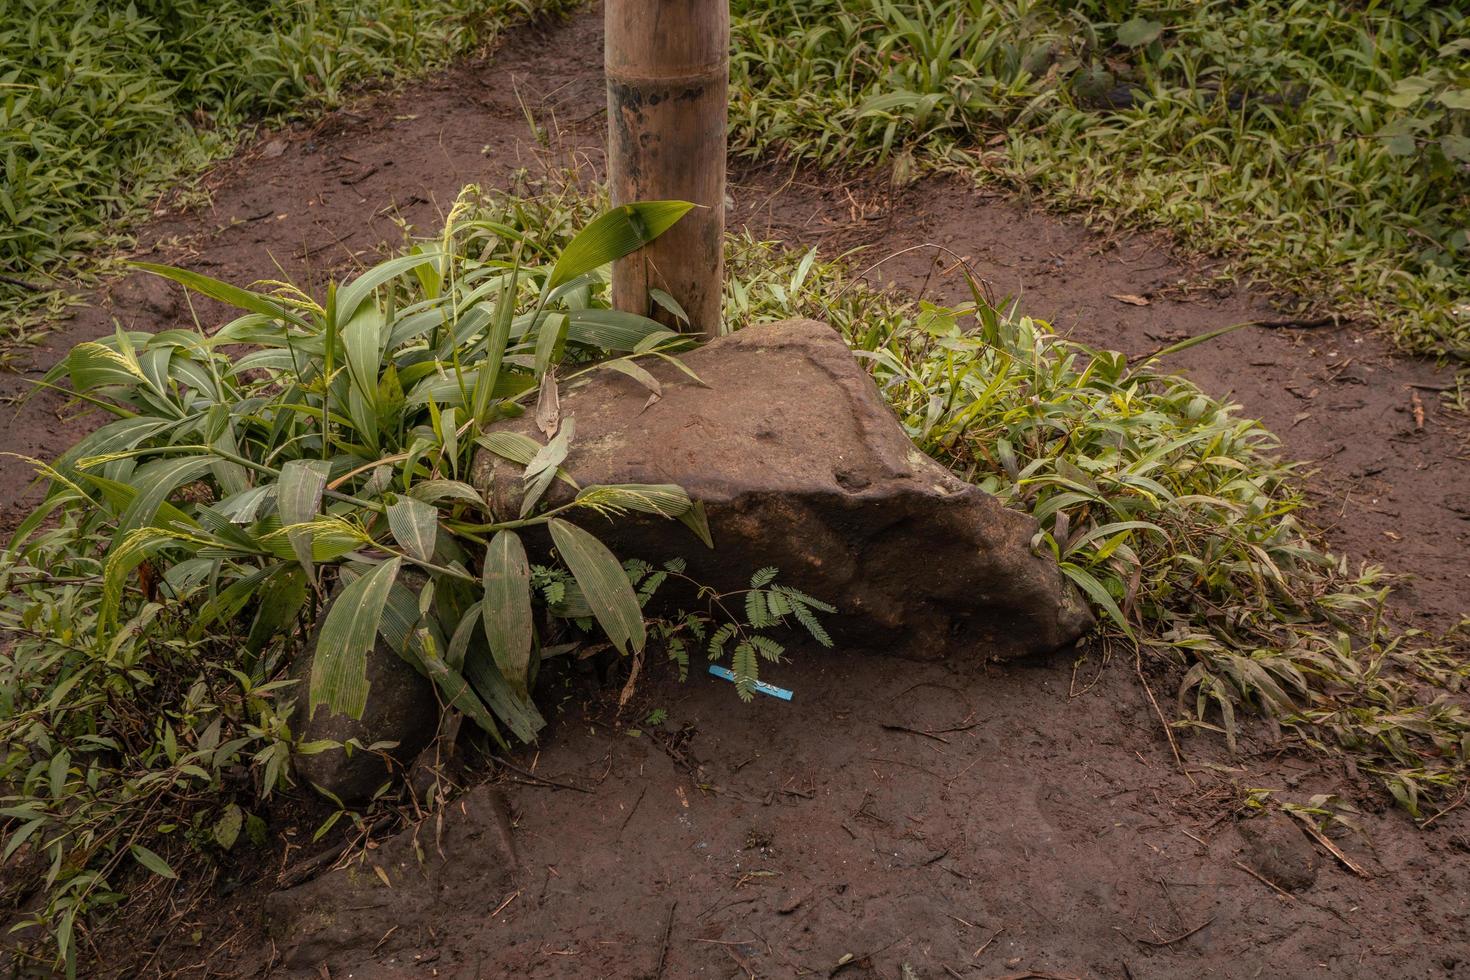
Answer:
[2, 7, 1467, 979]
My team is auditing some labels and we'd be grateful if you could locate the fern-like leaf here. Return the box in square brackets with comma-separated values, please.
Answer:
[637, 570, 667, 606]
[749, 566, 778, 588]
[731, 640, 759, 702]
[776, 585, 836, 614]
[745, 589, 771, 628]
[622, 558, 652, 586]
[667, 637, 689, 681]
[749, 635, 784, 662]
[708, 623, 736, 660]
[792, 603, 833, 648]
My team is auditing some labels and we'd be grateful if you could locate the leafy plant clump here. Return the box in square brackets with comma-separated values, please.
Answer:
[3, 177, 1466, 971]
[0, 0, 577, 348]
[728, 0, 1470, 362]
[725, 232, 1469, 815]
[0, 187, 831, 972]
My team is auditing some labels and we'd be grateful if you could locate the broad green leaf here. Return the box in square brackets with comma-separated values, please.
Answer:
[471, 263, 520, 426]
[573, 483, 691, 518]
[521, 417, 576, 517]
[62, 341, 149, 393]
[600, 357, 662, 396]
[648, 288, 689, 325]
[533, 312, 568, 380]
[420, 654, 503, 742]
[524, 416, 575, 484]
[109, 456, 215, 544]
[213, 804, 243, 850]
[99, 526, 214, 637]
[548, 519, 645, 655]
[129, 843, 177, 879]
[1116, 18, 1163, 47]
[246, 567, 308, 653]
[1060, 562, 1129, 640]
[547, 201, 694, 289]
[278, 459, 331, 580]
[386, 495, 439, 562]
[475, 432, 582, 492]
[475, 431, 542, 466]
[309, 558, 403, 721]
[335, 249, 441, 325]
[341, 301, 385, 416]
[408, 480, 485, 507]
[564, 308, 672, 351]
[130, 262, 310, 329]
[465, 654, 546, 744]
[482, 530, 534, 697]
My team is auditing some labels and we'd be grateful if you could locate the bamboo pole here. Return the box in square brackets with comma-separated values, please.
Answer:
[605, 0, 728, 339]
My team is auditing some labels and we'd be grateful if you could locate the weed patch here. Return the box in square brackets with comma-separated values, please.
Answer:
[3, 179, 1466, 972]
[0, 0, 575, 349]
[729, 0, 1470, 362]
[725, 233, 1470, 814]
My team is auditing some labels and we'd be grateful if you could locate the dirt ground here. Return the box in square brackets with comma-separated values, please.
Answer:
[4, 7, 1469, 979]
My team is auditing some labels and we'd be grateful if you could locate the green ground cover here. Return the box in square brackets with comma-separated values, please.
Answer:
[0, 0, 574, 348]
[730, 0, 1470, 361]
[3, 180, 1465, 970]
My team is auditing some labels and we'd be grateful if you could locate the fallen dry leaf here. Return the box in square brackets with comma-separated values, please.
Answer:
[1110, 293, 1151, 306]
[535, 369, 560, 438]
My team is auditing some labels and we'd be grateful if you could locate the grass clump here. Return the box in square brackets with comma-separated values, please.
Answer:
[726, 234, 1470, 814]
[0, 0, 574, 349]
[729, 0, 1470, 361]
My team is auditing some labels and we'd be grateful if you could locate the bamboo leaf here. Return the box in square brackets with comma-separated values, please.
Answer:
[471, 263, 520, 427]
[600, 357, 662, 396]
[572, 483, 692, 518]
[309, 558, 402, 721]
[340, 302, 384, 418]
[386, 495, 439, 562]
[482, 530, 534, 697]
[564, 308, 674, 351]
[335, 250, 441, 325]
[130, 262, 310, 329]
[407, 480, 484, 507]
[548, 202, 694, 289]
[129, 844, 177, 879]
[533, 312, 568, 380]
[548, 519, 645, 655]
[465, 654, 544, 745]
[278, 459, 332, 582]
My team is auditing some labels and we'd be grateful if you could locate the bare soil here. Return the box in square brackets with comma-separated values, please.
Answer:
[4, 8, 1468, 979]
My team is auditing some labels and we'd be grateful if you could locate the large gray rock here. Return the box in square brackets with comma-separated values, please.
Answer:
[291, 574, 439, 804]
[471, 319, 1091, 660]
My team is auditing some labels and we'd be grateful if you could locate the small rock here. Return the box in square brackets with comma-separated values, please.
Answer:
[1238, 814, 1319, 892]
[290, 572, 439, 804]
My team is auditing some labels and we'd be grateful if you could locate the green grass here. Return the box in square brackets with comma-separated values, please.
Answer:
[0, 0, 574, 349]
[728, 0, 1470, 362]
[729, 234, 1469, 816]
